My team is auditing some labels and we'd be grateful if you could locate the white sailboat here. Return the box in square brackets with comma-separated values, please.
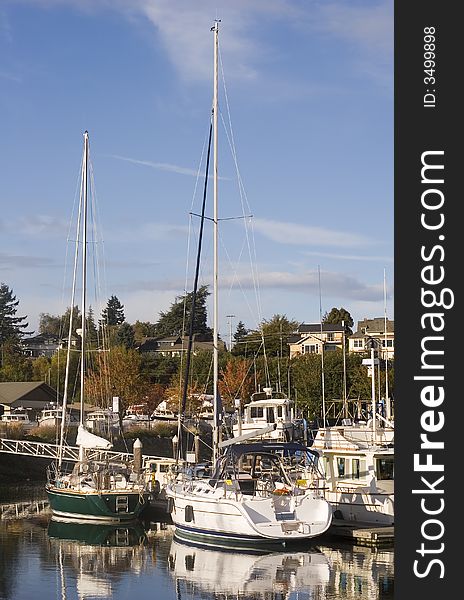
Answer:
[45, 131, 147, 523]
[165, 22, 332, 547]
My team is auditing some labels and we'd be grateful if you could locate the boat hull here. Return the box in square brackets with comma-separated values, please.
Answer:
[325, 490, 394, 525]
[166, 484, 332, 543]
[46, 485, 147, 523]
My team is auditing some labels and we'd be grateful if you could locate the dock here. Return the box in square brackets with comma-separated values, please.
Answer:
[325, 519, 394, 547]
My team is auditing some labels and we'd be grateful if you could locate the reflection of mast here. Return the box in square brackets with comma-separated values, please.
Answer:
[59, 543, 67, 600]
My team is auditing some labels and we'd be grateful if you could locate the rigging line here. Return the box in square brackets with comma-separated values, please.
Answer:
[179, 121, 213, 397]
[218, 59, 264, 329]
[179, 121, 213, 460]
[217, 229, 260, 328]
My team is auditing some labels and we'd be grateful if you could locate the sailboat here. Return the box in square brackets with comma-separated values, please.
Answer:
[45, 131, 147, 523]
[165, 22, 332, 547]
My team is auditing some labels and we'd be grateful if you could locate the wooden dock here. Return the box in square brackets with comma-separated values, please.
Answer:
[324, 519, 394, 547]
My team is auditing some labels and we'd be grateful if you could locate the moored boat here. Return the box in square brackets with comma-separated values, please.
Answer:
[45, 131, 147, 523]
[165, 22, 332, 545]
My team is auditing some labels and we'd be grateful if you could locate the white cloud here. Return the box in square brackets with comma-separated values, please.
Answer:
[7, 1, 392, 85]
[252, 218, 373, 248]
[109, 154, 205, 178]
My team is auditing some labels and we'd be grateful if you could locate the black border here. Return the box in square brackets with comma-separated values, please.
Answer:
[395, 2, 459, 595]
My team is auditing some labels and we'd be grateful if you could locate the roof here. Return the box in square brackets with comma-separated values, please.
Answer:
[0, 381, 59, 408]
[225, 442, 316, 458]
[297, 323, 345, 333]
[355, 317, 394, 334]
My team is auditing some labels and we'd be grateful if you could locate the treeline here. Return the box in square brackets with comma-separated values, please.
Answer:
[0, 282, 393, 421]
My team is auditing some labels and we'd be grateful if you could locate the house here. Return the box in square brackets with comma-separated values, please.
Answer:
[21, 333, 78, 358]
[0, 381, 60, 421]
[137, 334, 226, 357]
[348, 317, 394, 359]
[288, 323, 345, 358]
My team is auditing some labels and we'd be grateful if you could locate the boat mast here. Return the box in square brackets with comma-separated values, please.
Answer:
[212, 20, 220, 463]
[78, 131, 89, 462]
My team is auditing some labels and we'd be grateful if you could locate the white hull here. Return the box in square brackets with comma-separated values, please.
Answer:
[324, 489, 394, 525]
[166, 481, 332, 543]
[312, 424, 394, 525]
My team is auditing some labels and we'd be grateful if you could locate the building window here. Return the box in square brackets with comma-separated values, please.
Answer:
[353, 340, 364, 348]
[303, 344, 319, 354]
[327, 333, 334, 341]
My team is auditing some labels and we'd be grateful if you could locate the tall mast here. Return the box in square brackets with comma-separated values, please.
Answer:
[79, 131, 89, 430]
[212, 20, 220, 463]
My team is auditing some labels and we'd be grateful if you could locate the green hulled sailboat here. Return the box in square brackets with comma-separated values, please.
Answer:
[45, 131, 147, 523]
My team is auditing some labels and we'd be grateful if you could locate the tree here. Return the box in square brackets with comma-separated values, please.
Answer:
[85, 346, 149, 413]
[154, 285, 212, 338]
[322, 307, 354, 336]
[101, 295, 125, 327]
[133, 320, 157, 342]
[39, 306, 81, 339]
[233, 321, 249, 345]
[218, 357, 256, 410]
[116, 322, 135, 349]
[235, 314, 298, 357]
[0, 283, 30, 345]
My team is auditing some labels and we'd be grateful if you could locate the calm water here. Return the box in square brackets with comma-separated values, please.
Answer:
[0, 491, 394, 600]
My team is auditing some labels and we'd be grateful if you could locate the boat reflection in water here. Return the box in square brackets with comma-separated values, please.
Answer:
[47, 519, 148, 600]
[167, 536, 331, 599]
[42, 518, 394, 600]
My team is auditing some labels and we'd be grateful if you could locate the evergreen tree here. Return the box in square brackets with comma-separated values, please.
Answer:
[101, 295, 125, 326]
[116, 322, 135, 349]
[0, 283, 30, 361]
[154, 285, 212, 338]
[233, 321, 249, 344]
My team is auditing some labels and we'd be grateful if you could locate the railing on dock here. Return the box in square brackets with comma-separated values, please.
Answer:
[0, 437, 165, 468]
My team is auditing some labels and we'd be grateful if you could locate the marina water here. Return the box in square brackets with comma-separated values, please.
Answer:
[0, 488, 393, 600]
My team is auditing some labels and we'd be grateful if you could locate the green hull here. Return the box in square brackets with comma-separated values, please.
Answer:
[46, 484, 147, 523]
[47, 518, 146, 546]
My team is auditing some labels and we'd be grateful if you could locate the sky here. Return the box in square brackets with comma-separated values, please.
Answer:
[0, 0, 393, 341]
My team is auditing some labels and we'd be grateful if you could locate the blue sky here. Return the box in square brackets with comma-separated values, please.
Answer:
[1, 0, 393, 339]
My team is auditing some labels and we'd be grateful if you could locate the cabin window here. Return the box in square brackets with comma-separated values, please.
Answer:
[336, 457, 346, 477]
[376, 456, 394, 480]
[277, 406, 283, 418]
[351, 459, 360, 479]
[250, 406, 264, 418]
[267, 408, 275, 423]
